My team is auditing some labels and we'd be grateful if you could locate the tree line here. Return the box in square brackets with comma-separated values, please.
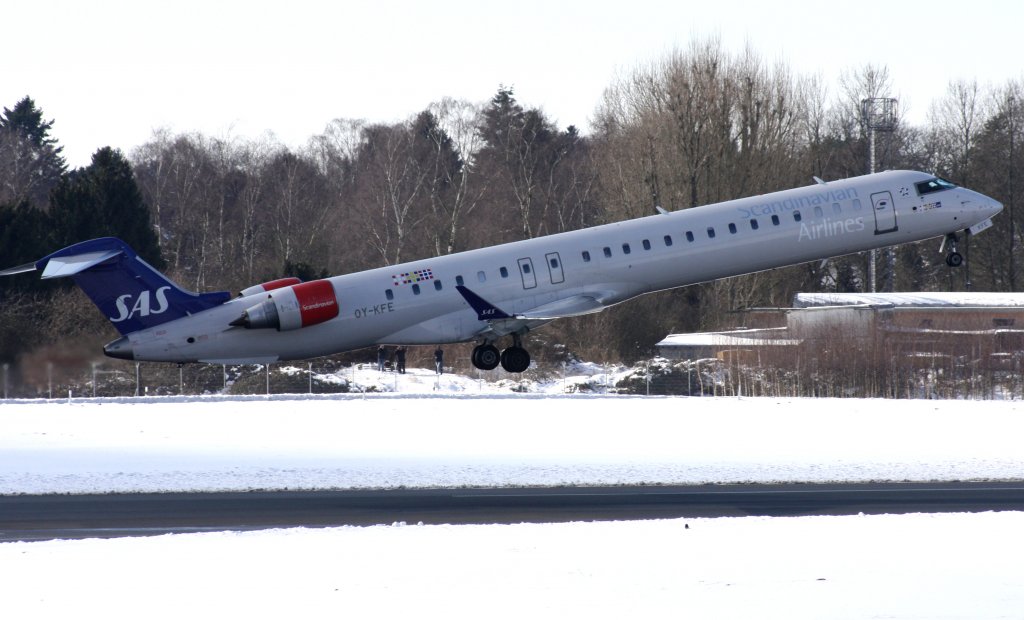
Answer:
[2, 39, 1022, 373]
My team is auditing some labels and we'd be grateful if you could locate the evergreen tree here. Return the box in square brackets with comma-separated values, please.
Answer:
[0, 97, 65, 152]
[0, 96, 67, 207]
[0, 199, 50, 292]
[50, 147, 163, 268]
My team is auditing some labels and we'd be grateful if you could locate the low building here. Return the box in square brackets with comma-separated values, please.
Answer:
[656, 292, 1024, 370]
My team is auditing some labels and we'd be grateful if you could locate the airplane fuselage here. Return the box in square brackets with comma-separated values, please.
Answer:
[106, 170, 1002, 364]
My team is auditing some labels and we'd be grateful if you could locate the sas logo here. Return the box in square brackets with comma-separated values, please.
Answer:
[111, 286, 171, 323]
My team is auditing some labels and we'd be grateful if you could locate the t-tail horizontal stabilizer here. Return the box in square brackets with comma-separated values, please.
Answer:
[1, 237, 231, 336]
[455, 285, 516, 320]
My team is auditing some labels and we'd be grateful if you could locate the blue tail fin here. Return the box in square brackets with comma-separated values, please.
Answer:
[34, 237, 230, 335]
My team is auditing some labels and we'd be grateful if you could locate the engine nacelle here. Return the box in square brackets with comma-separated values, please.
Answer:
[237, 277, 302, 298]
[230, 280, 339, 331]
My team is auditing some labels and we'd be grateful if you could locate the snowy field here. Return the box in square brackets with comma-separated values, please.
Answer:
[3, 370, 1024, 619]
[3, 389, 1024, 494]
[4, 512, 1023, 620]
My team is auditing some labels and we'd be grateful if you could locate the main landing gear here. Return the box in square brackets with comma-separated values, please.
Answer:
[943, 232, 964, 267]
[471, 334, 531, 373]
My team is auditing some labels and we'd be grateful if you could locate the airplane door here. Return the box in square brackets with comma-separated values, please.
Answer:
[871, 191, 898, 234]
[545, 252, 564, 284]
[517, 257, 537, 289]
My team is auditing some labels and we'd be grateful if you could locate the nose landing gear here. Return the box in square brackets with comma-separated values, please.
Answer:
[942, 232, 964, 268]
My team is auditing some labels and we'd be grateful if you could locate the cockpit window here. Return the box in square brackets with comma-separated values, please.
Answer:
[915, 177, 958, 196]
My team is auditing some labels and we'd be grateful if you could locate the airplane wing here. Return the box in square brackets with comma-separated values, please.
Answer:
[514, 294, 606, 320]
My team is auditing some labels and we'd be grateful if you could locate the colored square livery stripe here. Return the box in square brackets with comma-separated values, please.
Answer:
[392, 268, 434, 286]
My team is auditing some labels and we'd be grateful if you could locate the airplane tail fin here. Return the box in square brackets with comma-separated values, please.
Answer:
[6, 237, 230, 335]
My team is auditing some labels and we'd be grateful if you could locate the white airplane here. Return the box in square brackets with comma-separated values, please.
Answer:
[0, 170, 1002, 372]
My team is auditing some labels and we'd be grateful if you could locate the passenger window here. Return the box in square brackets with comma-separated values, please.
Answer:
[814, 206, 823, 218]
[707, 227, 716, 239]
[664, 235, 673, 247]
[642, 239, 651, 250]
[500, 266, 509, 278]
[456, 275, 464, 287]
[477, 270, 486, 283]
[622, 243, 631, 255]
[385, 289, 394, 301]
[603, 247, 612, 258]
[582, 250, 591, 262]
[686, 231, 695, 242]
[771, 215, 780, 226]
[750, 219, 759, 230]
[728, 223, 737, 234]
[852, 199, 862, 211]
[793, 211, 802, 222]
[412, 284, 421, 295]
[832, 202, 842, 215]
[434, 280, 442, 291]
[522, 263, 531, 274]
[549, 257, 559, 268]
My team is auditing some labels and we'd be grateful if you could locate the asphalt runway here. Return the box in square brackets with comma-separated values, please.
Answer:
[3, 481, 1023, 542]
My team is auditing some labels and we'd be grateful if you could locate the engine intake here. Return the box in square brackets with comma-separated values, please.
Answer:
[230, 280, 339, 331]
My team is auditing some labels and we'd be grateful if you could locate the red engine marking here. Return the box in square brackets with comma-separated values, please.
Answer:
[260, 277, 302, 292]
[293, 280, 339, 327]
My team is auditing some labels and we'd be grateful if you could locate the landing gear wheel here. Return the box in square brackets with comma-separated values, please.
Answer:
[500, 346, 531, 373]
[946, 252, 963, 267]
[471, 344, 500, 370]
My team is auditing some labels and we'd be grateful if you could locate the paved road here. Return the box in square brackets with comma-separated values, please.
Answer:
[3, 482, 1023, 541]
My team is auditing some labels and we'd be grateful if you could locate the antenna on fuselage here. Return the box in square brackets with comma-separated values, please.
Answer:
[813, 176, 827, 185]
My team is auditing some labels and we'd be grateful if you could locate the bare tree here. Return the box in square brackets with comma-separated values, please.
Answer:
[264, 149, 333, 270]
[351, 122, 430, 265]
[928, 79, 985, 184]
[421, 102, 489, 254]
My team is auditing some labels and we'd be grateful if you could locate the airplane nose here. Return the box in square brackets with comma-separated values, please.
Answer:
[962, 189, 1003, 218]
[988, 197, 1005, 217]
[103, 336, 135, 360]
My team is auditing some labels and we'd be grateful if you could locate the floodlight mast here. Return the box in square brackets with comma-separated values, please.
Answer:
[861, 97, 898, 292]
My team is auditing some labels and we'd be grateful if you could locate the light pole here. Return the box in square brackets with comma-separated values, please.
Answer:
[1009, 92, 1016, 291]
[861, 97, 898, 292]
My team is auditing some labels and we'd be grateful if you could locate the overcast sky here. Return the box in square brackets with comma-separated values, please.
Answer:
[5, 0, 1022, 168]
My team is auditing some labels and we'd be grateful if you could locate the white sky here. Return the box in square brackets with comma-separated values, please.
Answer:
[5, 0, 1022, 168]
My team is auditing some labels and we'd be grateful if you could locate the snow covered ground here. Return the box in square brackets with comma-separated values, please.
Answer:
[4, 512, 1023, 620]
[3, 389, 1024, 494]
[3, 368, 1023, 618]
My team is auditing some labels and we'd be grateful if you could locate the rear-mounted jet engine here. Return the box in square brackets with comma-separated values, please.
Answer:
[230, 280, 339, 331]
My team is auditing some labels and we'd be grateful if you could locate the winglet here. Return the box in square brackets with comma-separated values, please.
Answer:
[455, 285, 514, 320]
